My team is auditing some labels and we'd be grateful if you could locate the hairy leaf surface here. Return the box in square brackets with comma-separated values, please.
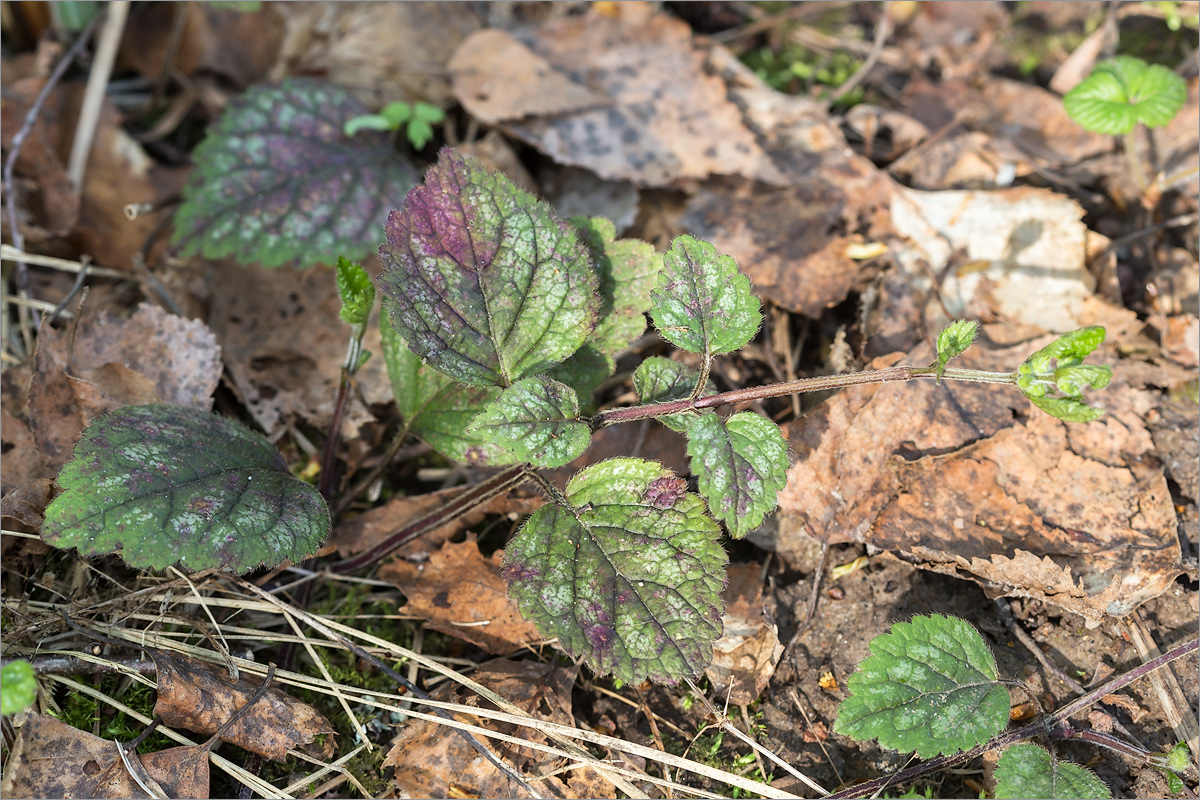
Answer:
[173, 79, 416, 267]
[501, 458, 726, 684]
[686, 412, 787, 539]
[650, 235, 761, 357]
[379, 148, 599, 387]
[466, 376, 589, 468]
[41, 405, 329, 572]
[547, 344, 615, 409]
[380, 316, 512, 466]
[994, 744, 1111, 799]
[833, 614, 1010, 758]
[935, 319, 978, 381]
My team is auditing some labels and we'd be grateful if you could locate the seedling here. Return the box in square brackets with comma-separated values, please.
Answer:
[831, 614, 1197, 799]
[46, 149, 1114, 689]
[1063, 55, 1187, 190]
[345, 101, 447, 151]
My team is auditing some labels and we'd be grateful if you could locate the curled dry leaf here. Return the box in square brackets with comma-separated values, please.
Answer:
[151, 651, 333, 761]
[381, 539, 546, 655]
[385, 659, 611, 799]
[0, 713, 209, 800]
[704, 563, 784, 706]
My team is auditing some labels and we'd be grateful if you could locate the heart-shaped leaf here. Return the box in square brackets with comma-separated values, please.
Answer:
[466, 376, 590, 468]
[834, 614, 1010, 758]
[686, 412, 788, 539]
[501, 458, 726, 684]
[650, 235, 761, 357]
[172, 79, 416, 268]
[41, 405, 329, 573]
[571, 216, 662, 359]
[379, 148, 600, 388]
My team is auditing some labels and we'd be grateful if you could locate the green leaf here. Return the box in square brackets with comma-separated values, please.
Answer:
[1064, 56, 1188, 134]
[686, 412, 788, 539]
[1016, 327, 1110, 421]
[466, 376, 590, 468]
[935, 319, 979, 382]
[546, 344, 616, 409]
[336, 257, 375, 326]
[41, 405, 330, 573]
[380, 315, 513, 466]
[632, 356, 717, 433]
[994, 743, 1111, 799]
[833, 614, 1011, 758]
[1029, 394, 1106, 423]
[381, 102, 413, 126]
[406, 120, 435, 150]
[650, 235, 761, 357]
[343, 114, 396, 137]
[173, 79, 416, 268]
[413, 103, 446, 124]
[501, 458, 727, 684]
[1, 660, 37, 716]
[379, 148, 599, 388]
[571, 216, 662, 358]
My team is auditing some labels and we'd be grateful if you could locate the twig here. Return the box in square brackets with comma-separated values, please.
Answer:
[826, 1, 892, 107]
[2, 16, 100, 346]
[66, 1, 131, 189]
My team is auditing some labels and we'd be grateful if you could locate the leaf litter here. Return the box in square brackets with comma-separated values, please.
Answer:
[2, 1, 1197, 797]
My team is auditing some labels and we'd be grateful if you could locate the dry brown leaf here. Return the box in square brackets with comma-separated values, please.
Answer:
[0, 404, 51, 495]
[459, 2, 780, 187]
[891, 185, 1096, 332]
[705, 563, 783, 706]
[27, 323, 87, 468]
[384, 660, 611, 799]
[0, 713, 208, 800]
[273, 2, 481, 108]
[1, 478, 54, 532]
[450, 29, 610, 123]
[382, 539, 544, 654]
[120, 2, 284, 89]
[331, 486, 542, 560]
[69, 303, 223, 410]
[206, 261, 392, 436]
[778, 338, 1183, 622]
[0, 77, 79, 236]
[681, 52, 894, 315]
[151, 651, 333, 761]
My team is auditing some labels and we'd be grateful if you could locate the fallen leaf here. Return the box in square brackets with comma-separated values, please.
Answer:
[777, 338, 1183, 622]
[891, 185, 1096, 332]
[455, 2, 781, 187]
[449, 29, 609, 123]
[0, 478, 54, 532]
[682, 53, 894, 315]
[70, 302, 222, 409]
[0, 77, 79, 236]
[384, 660, 611, 799]
[27, 323, 87, 468]
[0, 713, 208, 800]
[704, 563, 783, 706]
[331, 486, 542, 560]
[206, 261, 392, 436]
[382, 539, 545, 654]
[0, 404, 51, 495]
[274, 2, 481, 108]
[1162, 314, 1199, 368]
[151, 651, 333, 761]
[120, 2, 284, 89]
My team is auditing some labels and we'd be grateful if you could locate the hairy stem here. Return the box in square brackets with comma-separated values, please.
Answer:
[592, 364, 1016, 429]
[1124, 128, 1149, 192]
[329, 464, 531, 573]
